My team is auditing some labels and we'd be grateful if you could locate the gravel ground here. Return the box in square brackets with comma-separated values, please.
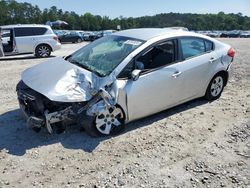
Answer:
[0, 39, 249, 188]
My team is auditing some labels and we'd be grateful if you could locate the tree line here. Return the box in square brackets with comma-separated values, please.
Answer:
[0, 0, 250, 31]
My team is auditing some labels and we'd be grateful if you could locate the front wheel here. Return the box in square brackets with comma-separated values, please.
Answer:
[205, 74, 225, 101]
[35, 45, 51, 58]
[84, 106, 125, 137]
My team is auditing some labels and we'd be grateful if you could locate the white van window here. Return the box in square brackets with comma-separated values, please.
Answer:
[15, 27, 47, 37]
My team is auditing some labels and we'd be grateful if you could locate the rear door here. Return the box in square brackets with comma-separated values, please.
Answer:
[175, 37, 218, 99]
[69, 33, 79, 42]
[61, 34, 72, 42]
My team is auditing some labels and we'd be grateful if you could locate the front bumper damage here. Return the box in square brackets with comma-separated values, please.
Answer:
[17, 80, 115, 133]
[16, 57, 119, 133]
[26, 107, 74, 134]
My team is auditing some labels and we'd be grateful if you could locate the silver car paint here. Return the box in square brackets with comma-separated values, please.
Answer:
[124, 51, 218, 121]
[21, 29, 232, 123]
[116, 32, 231, 122]
[22, 57, 117, 102]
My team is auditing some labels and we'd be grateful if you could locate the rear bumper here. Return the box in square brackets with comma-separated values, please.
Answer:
[227, 62, 233, 82]
[52, 42, 61, 51]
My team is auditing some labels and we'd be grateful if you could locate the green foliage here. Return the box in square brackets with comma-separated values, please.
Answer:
[0, 0, 250, 30]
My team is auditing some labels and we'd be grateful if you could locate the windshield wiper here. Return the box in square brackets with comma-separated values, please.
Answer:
[64, 55, 72, 60]
[70, 60, 91, 71]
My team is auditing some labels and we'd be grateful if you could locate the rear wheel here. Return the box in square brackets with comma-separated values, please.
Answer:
[77, 38, 82, 43]
[35, 44, 51, 58]
[205, 73, 225, 101]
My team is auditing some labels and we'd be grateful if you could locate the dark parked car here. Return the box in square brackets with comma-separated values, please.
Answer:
[240, 31, 250, 38]
[89, 31, 103, 41]
[221, 30, 241, 38]
[228, 30, 241, 38]
[220, 31, 229, 38]
[78, 31, 92, 41]
[53, 30, 66, 37]
[58, 32, 84, 43]
[89, 30, 116, 41]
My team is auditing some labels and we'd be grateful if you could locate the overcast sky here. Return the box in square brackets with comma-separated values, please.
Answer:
[16, 0, 250, 18]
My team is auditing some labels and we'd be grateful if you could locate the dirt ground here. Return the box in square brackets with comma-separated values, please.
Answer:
[0, 39, 249, 188]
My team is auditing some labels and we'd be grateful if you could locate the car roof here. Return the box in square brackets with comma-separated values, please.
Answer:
[113, 28, 203, 41]
[0, 24, 51, 29]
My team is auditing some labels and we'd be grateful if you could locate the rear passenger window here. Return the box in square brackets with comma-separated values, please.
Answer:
[180, 38, 205, 59]
[15, 28, 33, 37]
[205, 40, 213, 51]
[14, 27, 47, 37]
[32, 27, 47, 36]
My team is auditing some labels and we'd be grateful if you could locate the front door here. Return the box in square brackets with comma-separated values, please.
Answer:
[124, 40, 186, 120]
[126, 64, 185, 121]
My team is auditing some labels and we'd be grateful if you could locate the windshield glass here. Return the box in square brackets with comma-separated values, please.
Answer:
[67, 35, 144, 77]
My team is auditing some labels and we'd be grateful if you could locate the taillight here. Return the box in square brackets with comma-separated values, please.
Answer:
[53, 36, 59, 42]
[227, 47, 235, 58]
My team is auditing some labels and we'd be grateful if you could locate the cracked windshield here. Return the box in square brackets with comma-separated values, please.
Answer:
[67, 35, 143, 76]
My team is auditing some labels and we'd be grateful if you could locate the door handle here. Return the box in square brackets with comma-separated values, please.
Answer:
[209, 57, 216, 63]
[172, 71, 182, 78]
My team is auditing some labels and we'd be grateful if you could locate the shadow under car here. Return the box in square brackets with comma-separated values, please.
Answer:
[0, 98, 208, 156]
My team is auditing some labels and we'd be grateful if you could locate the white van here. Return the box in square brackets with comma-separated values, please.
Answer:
[0, 24, 61, 58]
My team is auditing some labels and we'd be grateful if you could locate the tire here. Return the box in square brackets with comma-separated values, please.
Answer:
[77, 38, 82, 43]
[205, 73, 225, 101]
[84, 106, 125, 137]
[35, 44, 51, 58]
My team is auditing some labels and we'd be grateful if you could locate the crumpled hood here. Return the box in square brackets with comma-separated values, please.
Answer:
[22, 57, 113, 102]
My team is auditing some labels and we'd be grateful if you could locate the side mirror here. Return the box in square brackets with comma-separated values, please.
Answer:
[131, 69, 142, 81]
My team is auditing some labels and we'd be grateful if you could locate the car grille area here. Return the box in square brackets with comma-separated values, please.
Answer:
[16, 80, 73, 118]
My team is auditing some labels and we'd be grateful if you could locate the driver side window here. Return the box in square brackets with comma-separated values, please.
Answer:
[118, 40, 176, 79]
[137, 40, 175, 70]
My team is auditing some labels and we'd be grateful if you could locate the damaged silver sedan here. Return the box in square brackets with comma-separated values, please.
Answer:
[16, 28, 235, 136]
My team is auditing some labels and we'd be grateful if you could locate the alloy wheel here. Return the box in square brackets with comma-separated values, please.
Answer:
[95, 107, 124, 135]
[38, 46, 50, 57]
[210, 76, 224, 97]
